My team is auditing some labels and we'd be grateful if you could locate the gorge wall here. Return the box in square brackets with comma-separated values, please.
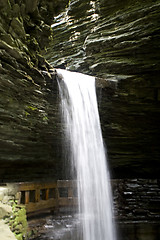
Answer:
[1, 1, 160, 236]
[0, 0, 68, 182]
[0, 0, 160, 182]
[46, 0, 160, 178]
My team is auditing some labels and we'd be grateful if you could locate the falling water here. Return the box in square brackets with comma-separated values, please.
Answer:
[57, 69, 116, 240]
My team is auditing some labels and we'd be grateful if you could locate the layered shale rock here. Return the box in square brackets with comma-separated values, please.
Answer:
[0, 0, 68, 182]
[0, 0, 160, 181]
[46, 0, 160, 178]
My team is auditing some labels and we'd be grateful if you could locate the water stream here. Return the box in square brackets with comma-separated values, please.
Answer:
[57, 69, 116, 240]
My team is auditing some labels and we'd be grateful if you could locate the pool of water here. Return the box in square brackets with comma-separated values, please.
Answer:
[29, 214, 82, 240]
[29, 215, 160, 240]
[118, 221, 160, 240]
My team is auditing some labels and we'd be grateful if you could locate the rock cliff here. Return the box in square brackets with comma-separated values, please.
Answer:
[0, 0, 68, 181]
[46, 0, 160, 178]
[0, 0, 160, 181]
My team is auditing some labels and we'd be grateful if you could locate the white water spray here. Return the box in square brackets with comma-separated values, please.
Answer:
[57, 69, 116, 240]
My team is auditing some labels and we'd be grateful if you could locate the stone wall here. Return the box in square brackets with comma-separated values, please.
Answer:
[113, 179, 160, 240]
[113, 179, 160, 222]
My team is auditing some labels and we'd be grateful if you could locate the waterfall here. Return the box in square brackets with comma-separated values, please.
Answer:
[57, 69, 116, 240]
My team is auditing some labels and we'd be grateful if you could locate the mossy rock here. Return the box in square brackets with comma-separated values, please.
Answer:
[8, 202, 28, 240]
[14, 233, 23, 240]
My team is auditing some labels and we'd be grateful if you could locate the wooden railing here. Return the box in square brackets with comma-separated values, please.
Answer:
[16, 180, 78, 215]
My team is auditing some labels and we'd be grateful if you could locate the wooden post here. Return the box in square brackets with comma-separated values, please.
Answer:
[46, 189, 49, 200]
[25, 191, 29, 204]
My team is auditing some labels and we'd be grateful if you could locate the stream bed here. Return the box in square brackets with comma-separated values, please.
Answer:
[29, 214, 160, 240]
[29, 214, 82, 240]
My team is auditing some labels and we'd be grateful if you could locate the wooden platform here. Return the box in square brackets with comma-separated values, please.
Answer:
[16, 180, 78, 215]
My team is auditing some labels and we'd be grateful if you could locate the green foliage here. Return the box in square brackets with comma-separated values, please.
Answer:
[24, 106, 37, 118]
[24, 111, 30, 117]
[24, 105, 49, 123]
[43, 116, 48, 121]
[5, 201, 28, 240]
[27, 105, 38, 111]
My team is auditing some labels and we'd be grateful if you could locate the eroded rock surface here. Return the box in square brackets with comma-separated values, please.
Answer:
[0, 0, 68, 181]
[46, 0, 160, 178]
[0, 0, 160, 181]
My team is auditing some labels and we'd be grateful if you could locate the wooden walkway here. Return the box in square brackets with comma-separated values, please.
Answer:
[16, 180, 78, 215]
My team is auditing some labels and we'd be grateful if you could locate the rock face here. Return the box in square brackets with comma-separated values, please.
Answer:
[0, 0, 68, 182]
[46, 0, 160, 178]
[0, 0, 160, 181]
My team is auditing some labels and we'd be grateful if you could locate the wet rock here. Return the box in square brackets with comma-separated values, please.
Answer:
[45, 0, 160, 178]
[112, 179, 160, 221]
[0, 203, 12, 219]
[0, 0, 68, 182]
[9, 18, 26, 40]
[25, 0, 39, 14]
[0, 0, 160, 182]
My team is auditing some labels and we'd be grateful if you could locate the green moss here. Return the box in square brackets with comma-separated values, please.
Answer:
[43, 116, 48, 121]
[27, 105, 38, 111]
[6, 201, 28, 240]
[25, 111, 30, 117]
[15, 233, 23, 240]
